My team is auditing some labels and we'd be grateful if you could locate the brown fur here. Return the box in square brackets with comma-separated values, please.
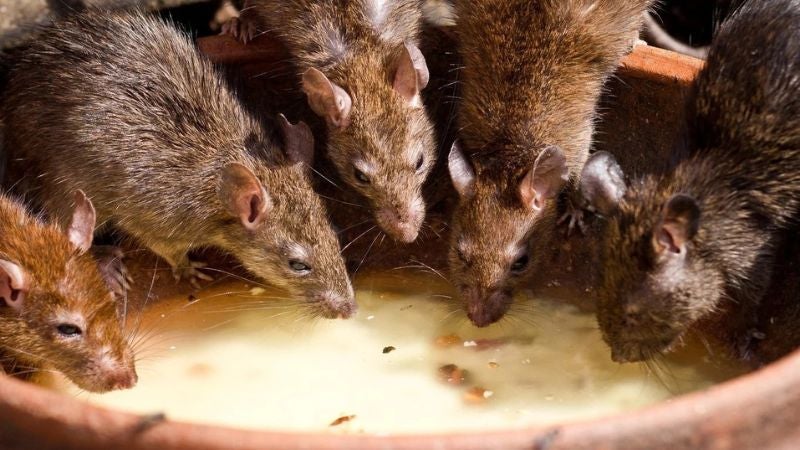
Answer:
[239, 0, 437, 242]
[1, 11, 355, 318]
[0, 194, 136, 392]
[591, 0, 800, 362]
[448, 0, 651, 326]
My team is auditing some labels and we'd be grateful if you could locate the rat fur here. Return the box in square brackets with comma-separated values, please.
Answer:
[2, 11, 356, 319]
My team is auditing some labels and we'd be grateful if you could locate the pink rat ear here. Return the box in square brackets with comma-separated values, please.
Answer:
[218, 163, 273, 231]
[392, 43, 429, 105]
[0, 259, 29, 312]
[301, 68, 352, 129]
[518, 145, 569, 211]
[277, 114, 314, 167]
[67, 190, 97, 254]
[654, 194, 700, 255]
[448, 141, 476, 198]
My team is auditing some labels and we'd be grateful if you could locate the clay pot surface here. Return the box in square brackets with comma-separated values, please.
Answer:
[3, 37, 799, 450]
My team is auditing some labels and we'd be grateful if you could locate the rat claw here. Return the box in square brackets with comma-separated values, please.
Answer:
[173, 260, 213, 287]
[92, 245, 132, 298]
[558, 201, 587, 237]
[220, 16, 258, 44]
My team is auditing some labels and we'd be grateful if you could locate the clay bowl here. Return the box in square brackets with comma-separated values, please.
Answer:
[2, 37, 799, 450]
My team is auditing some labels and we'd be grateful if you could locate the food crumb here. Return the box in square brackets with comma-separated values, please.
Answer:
[187, 294, 197, 302]
[464, 387, 493, 404]
[367, 315, 375, 320]
[382, 346, 396, 354]
[329, 415, 356, 426]
[463, 340, 477, 347]
[434, 334, 462, 348]
[488, 361, 499, 369]
[249, 287, 266, 296]
[438, 364, 468, 385]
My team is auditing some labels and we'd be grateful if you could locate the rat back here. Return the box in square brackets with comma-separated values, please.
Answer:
[455, 0, 651, 177]
[2, 11, 266, 244]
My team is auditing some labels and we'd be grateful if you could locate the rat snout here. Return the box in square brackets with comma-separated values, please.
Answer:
[107, 366, 138, 391]
[463, 287, 512, 327]
[313, 290, 358, 319]
[375, 199, 425, 243]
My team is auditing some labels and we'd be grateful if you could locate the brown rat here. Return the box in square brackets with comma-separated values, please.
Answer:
[0, 190, 137, 392]
[445, 0, 652, 327]
[581, 0, 800, 363]
[2, 11, 356, 319]
[224, 0, 437, 243]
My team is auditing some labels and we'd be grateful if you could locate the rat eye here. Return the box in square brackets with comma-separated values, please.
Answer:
[289, 260, 312, 273]
[510, 254, 530, 274]
[56, 323, 82, 337]
[415, 154, 424, 172]
[354, 168, 370, 184]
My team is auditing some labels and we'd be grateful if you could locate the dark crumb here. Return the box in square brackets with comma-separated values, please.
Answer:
[329, 415, 356, 426]
[437, 364, 468, 385]
[132, 412, 167, 433]
[188, 294, 198, 302]
[400, 304, 413, 311]
[382, 346, 396, 354]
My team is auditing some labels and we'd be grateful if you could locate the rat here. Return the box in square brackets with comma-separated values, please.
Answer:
[444, 0, 652, 327]
[1, 10, 356, 319]
[580, 0, 800, 363]
[223, 0, 437, 243]
[0, 190, 137, 392]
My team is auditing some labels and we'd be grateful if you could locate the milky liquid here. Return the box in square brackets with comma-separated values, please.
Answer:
[47, 273, 744, 434]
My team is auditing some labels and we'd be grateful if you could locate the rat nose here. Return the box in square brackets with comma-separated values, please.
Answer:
[109, 367, 138, 390]
[376, 202, 424, 243]
[464, 288, 511, 327]
[314, 291, 358, 319]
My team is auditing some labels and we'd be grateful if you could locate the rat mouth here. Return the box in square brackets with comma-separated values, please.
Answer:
[64, 364, 138, 393]
[608, 332, 683, 363]
[310, 291, 358, 319]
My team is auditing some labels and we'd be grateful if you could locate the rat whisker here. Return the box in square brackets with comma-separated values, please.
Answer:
[340, 225, 376, 254]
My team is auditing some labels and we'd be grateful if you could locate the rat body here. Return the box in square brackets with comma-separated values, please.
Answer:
[224, 0, 436, 243]
[446, 0, 651, 326]
[2, 11, 355, 318]
[581, 0, 800, 362]
[0, 191, 137, 392]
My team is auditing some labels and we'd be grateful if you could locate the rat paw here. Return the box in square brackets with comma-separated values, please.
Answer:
[220, 16, 258, 44]
[92, 245, 132, 298]
[172, 260, 213, 289]
[558, 199, 588, 237]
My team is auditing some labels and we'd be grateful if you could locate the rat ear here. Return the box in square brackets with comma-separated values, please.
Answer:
[0, 260, 28, 312]
[518, 145, 569, 212]
[67, 190, 96, 254]
[301, 68, 352, 129]
[448, 142, 476, 198]
[392, 43, 429, 105]
[277, 114, 314, 167]
[579, 151, 626, 216]
[654, 194, 700, 255]
[218, 163, 273, 231]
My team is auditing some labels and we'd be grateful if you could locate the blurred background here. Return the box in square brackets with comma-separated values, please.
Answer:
[0, 0, 737, 57]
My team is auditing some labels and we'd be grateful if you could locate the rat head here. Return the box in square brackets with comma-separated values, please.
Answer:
[301, 43, 435, 243]
[217, 116, 356, 319]
[581, 152, 723, 363]
[447, 143, 569, 327]
[0, 191, 136, 392]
